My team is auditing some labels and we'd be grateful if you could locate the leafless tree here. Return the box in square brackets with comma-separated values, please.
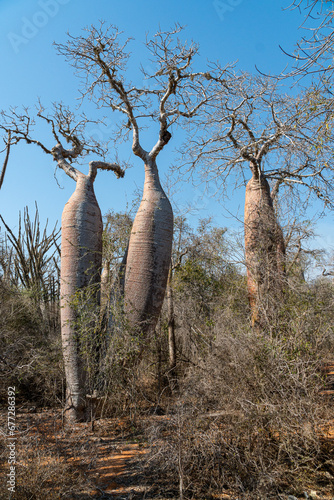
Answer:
[55, 22, 231, 338]
[181, 72, 334, 327]
[0, 104, 124, 421]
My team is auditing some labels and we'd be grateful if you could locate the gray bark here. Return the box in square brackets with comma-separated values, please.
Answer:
[124, 159, 173, 337]
[60, 173, 102, 421]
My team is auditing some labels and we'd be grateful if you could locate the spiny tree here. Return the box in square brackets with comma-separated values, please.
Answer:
[0, 104, 124, 421]
[55, 23, 228, 338]
[181, 72, 334, 328]
[0, 205, 60, 330]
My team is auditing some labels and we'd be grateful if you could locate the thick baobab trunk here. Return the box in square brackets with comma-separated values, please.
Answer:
[124, 160, 173, 337]
[244, 173, 285, 328]
[61, 173, 102, 421]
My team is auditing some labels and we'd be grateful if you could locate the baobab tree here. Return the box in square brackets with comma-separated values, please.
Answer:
[182, 73, 334, 328]
[55, 23, 228, 338]
[0, 105, 124, 421]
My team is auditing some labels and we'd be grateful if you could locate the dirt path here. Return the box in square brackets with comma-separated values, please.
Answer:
[1, 406, 333, 499]
[1, 409, 156, 499]
[86, 435, 149, 496]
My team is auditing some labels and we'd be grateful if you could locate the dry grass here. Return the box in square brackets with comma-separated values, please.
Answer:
[0, 408, 155, 499]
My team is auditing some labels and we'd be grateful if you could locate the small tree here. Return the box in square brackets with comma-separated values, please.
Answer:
[101, 210, 133, 313]
[0, 205, 60, 330]
[164, 216, 236, 375]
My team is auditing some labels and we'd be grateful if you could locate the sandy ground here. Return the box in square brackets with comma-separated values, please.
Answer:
[1, 401, 333, 499]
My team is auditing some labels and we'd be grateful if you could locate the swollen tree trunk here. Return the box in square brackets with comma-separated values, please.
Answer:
[61, 173, 102, 422]
[124, 159, 173, 337]
[0, 114, 124, 422]
[244, 172, 285, 328]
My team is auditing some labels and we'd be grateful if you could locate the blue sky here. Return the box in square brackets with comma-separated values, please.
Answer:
[0, 0, 332, 267]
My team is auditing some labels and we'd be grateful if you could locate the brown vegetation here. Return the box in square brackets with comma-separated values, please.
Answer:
[1, 213, 333, 499]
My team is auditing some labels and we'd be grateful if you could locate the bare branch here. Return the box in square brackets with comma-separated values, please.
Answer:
[179, 70, 334, 206]
[0, 132, 11, 191]
[0, 104, 124, 184]
[56, 23, 230, 165]
[322, 268, 334, 276]
[277, 1, 334, 85]
[50, 143, 80, 181]
[88, 160, 125, 181]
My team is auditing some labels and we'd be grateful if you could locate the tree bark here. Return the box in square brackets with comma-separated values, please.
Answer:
[60, 173, 102, 422]
[124, 159, 173, 337]
[166, 267, 178, 390]
[0, 132, 11, 192]
[244, 172, 285, 329]
[167, 268, 176, 371]
[100, 260, 111, 313]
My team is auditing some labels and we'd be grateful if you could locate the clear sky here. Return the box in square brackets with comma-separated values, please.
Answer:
[0, 0, 332, 267]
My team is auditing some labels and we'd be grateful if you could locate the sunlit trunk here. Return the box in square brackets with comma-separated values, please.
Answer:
[244, 172, 285, 329]
[124, 159, 173, 337]
[60, 173, 102, 421]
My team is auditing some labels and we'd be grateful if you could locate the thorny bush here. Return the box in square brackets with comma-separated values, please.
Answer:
[144, 278, 334, 499]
